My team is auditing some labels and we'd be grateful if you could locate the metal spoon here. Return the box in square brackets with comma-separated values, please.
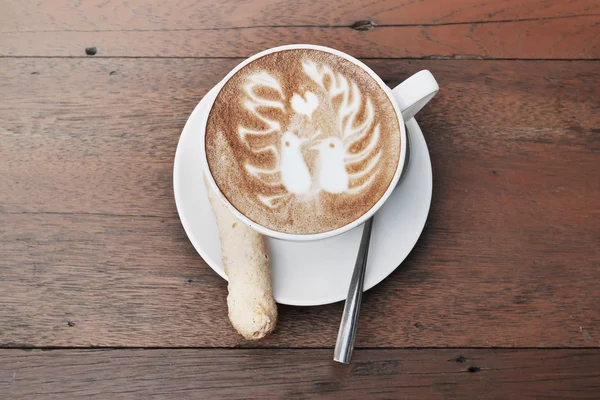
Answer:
[333, 128, 411, 364]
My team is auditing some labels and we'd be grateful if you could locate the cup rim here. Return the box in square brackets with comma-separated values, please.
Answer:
[200, 44, 407, 241]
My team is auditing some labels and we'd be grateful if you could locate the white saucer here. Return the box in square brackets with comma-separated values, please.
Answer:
[173, 88, 432, 306]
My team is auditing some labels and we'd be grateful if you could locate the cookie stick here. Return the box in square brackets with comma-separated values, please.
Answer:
[205, 176, 277, 340]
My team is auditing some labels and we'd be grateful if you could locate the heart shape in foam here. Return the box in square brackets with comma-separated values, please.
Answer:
[291, 91, 319, 120]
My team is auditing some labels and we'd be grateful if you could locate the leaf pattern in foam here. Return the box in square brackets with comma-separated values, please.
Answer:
[302, 60, 382, 193]
[237, 72, 293, 208]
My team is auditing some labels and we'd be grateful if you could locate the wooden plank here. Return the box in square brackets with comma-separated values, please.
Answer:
[1, 349, 599, 399]
[2, 0, 598, 31]
[2, 16, 599, 58]
[1, 58, 599, 216]
[1, 209, 598, 347]
[1, 59, 599, 347]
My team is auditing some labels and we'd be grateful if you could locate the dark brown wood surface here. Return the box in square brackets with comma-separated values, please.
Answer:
[3, 15, 599, 59]
[3, 0, 598, 29]
[2, 349, 600, 399]
[1, 0, 599, 398]
[2, 58, 599, 348]
[2, 0, 599, 58]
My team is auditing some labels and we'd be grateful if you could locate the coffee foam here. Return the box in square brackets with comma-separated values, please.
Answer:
[205, 49, 401, 234]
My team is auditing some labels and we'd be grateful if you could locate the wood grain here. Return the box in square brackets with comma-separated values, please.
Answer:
[1, 349, 599, 399]
[2, 16, 599, 58]
[2, 58, 599, 216]
[1, 58, 599, 347]
[2, 0, 598, 30]
[2, 1, 599, 397]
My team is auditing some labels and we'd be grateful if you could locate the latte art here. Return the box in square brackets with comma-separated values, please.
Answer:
[205, 49, 401, 234]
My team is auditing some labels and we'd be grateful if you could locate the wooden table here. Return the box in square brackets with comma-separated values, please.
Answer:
[1, 1, 599, 398]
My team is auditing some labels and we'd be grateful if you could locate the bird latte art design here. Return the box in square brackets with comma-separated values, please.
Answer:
[206, 49, 401, 234]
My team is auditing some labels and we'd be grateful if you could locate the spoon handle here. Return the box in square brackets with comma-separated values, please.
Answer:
[333, 217, 374, 364]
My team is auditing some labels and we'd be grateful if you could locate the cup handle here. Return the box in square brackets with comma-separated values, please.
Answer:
[391, 70, 439, 121]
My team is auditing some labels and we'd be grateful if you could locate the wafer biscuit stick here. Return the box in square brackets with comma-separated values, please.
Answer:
[205, 176, 277, 339]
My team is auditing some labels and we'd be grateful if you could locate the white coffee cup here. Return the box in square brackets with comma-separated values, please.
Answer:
[201, 44, 438, 241]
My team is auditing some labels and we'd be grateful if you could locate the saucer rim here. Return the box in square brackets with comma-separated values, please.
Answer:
[173, 89, 432, 306]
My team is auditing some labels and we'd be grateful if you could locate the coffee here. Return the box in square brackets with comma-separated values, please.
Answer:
[205, 49, 401, 234]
